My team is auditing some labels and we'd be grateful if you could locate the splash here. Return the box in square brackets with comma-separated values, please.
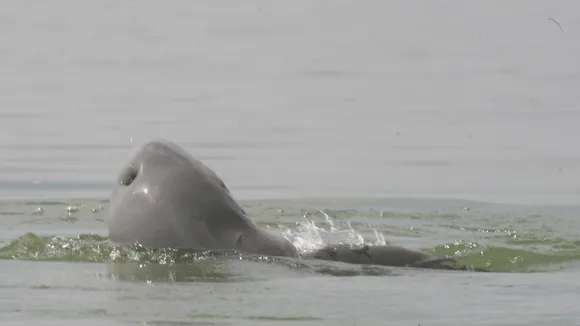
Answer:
[282, 208, 386, 253]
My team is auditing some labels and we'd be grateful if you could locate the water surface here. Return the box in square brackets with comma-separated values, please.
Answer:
[0, 0, 579, 325]
[2, 198, 580, 325]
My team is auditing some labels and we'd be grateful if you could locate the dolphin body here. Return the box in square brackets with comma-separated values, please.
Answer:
[301, 244, 459, 269]
[108, 139, 458, 269]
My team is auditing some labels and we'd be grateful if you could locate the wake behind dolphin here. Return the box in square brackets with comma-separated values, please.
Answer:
[108, 139, 463, 270]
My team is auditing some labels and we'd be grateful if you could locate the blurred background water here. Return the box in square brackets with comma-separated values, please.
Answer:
[0, 0, 580, 325]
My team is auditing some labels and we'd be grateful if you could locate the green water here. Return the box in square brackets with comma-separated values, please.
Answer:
[1, 197, 579, 325]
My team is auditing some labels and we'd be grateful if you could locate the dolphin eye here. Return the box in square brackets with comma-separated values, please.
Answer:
[119, 166, 138, 186]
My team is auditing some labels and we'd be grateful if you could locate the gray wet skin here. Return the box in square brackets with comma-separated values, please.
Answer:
[303, 244, 429, 266]
[108, 139, 457, 268]
[108, 139, 298, 257]
[301, 244, 457, 268]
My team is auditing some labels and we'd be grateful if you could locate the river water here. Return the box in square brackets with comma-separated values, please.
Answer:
[1, 0, 580, 325]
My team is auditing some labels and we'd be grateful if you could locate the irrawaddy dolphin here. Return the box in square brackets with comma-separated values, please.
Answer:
[108, 139, 460, 269]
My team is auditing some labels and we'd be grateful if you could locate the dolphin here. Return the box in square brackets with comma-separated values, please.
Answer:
[108, 139, 298, 258]
[108, 139, 460, 269]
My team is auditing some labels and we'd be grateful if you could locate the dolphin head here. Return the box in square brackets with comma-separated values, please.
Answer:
[108, 139, 250, 249]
